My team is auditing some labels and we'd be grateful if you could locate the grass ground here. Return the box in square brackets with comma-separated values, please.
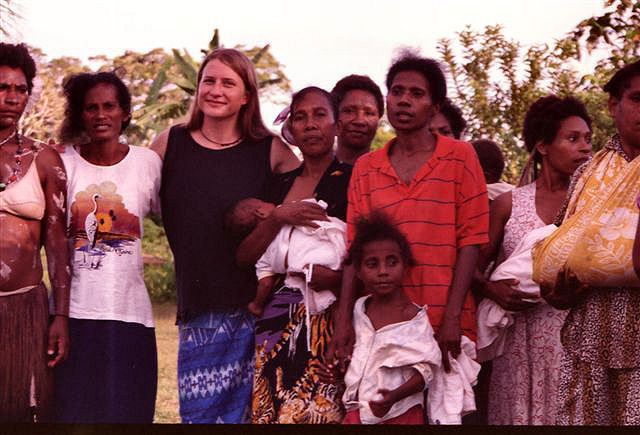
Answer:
[153, 302, 180, 423]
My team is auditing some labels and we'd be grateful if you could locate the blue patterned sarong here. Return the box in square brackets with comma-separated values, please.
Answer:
[178, 308, 255, 424]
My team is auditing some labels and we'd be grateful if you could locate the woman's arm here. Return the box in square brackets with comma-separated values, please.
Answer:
[150, 127, 170, 161]
[270, 136, 299, 174]
[474, 192, 537, 311]
[437, 245, 478, 373]
[476, 192, 511, 275]
[37, 147, 71, 367]
[235, 201, 328, 267]
[368, 369, 425, 419]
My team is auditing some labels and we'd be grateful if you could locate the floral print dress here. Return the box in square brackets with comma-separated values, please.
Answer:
[487, 182, 568, 425]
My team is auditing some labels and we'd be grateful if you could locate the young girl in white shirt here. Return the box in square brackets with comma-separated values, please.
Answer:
[341, 212, 441, 424]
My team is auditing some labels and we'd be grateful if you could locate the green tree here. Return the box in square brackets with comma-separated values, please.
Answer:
[20, 47, 89, 142]
[438, 25, 561, 182]
[437, 20, 622, 183]
[566, 0, 640, 67]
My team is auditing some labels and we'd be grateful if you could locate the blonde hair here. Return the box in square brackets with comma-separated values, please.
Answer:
[185, 48, 271, 141]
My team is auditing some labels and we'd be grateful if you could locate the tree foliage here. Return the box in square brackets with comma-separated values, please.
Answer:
[20, 48, 89, 142]
[19, 29, 291, 148]
[436, 0, 635, 184]
[568, 0, 640, 67]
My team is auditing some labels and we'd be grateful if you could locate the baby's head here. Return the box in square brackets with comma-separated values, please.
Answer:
[225, 197, 276, 241]
[471, 139, 505, 184]
[348, 212, 415, 296]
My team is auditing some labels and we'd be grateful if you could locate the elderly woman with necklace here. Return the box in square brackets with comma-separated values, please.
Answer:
[0, 42, 70, 422]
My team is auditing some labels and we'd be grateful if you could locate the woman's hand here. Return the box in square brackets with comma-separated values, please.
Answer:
[540, 267, 590, 310]
[326, 315, 355, 375]
[47, 315, 69, 368]
[368, 389, 396, 418]
[435, 316, 460, 373]
[271, 201, 328, 228]
[484, 279, 537, 311]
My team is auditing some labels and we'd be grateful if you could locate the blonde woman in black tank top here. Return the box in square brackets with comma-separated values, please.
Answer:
[150, 48, 302, 423]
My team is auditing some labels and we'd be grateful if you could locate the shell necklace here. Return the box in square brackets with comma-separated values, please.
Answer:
[0, 130, 24, 192]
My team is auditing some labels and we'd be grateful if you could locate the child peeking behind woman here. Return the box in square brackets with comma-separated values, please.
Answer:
[341, 212, 442, 424]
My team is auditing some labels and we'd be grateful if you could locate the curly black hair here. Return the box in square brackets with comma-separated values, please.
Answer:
[385, 50, 447, 106]
[59, 71, 132, 143]
[472, 139, 505, 184]
[439, 98, 467, 139]
[522, 95, 592, 163]
[331, 74, 384, 117]
[603, 59, 640, 99]
[0, 43, 36, 93]
[348, 211, 415, 270]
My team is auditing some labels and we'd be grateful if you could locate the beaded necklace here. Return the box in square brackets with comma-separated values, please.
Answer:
[0, 130, 24, 192]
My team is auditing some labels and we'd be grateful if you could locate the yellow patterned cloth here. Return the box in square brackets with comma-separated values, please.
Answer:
[533, 141, 640, 289]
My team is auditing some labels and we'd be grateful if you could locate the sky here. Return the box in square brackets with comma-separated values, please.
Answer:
[10, 0, 608, 124]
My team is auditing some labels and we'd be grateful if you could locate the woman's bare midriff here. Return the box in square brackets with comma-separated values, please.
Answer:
[0, 212, 43, 292]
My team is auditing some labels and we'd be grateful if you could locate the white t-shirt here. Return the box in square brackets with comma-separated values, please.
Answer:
[60, 145, 161, 328]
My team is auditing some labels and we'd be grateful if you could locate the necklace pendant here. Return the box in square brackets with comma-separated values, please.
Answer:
[8, 175, 16, 183]
[0, 182, 6, 191]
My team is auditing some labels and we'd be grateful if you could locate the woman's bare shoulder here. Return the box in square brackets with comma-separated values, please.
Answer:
[270, 136, 299, 174]
[150, 126, 175, 161]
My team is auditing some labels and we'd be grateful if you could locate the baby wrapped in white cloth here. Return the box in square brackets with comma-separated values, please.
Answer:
[476, 224, 558, 362]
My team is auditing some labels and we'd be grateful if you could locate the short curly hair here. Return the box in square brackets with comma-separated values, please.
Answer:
[523, 95, 592, 160]
[439, 98, 467, 139]
[331, 74, 384, 117]
[59, 72, 132, 143]
[603, 60, 640, 99]
[385, 50, 447, 106]
[0, 43, 37, 94]
[348, 211, 415, 270]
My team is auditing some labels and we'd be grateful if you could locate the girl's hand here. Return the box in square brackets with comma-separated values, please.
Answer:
[484, 279, 537, 311]
[368, 389, 396, 418]
[271, 201, 328, 228]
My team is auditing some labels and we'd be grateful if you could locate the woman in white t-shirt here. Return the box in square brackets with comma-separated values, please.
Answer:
[53, 72, 161, 423]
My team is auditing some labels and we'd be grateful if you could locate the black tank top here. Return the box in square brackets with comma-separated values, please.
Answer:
[160, 125, 272, 321]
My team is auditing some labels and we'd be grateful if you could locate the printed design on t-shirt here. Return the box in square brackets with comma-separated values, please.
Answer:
[69, 181, 140, 270]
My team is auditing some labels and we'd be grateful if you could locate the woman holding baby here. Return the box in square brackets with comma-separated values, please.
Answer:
[475, 95, 592, 424]
[236, 86, 352, 424]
